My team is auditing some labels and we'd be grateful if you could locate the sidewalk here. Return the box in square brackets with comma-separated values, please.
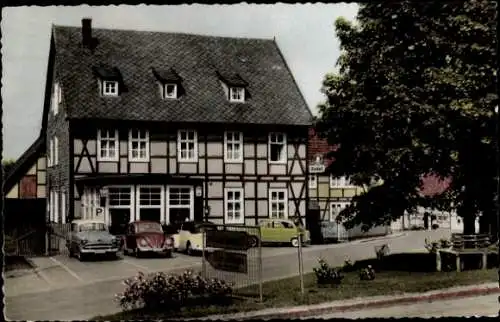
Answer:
[195, 282, 500, 321]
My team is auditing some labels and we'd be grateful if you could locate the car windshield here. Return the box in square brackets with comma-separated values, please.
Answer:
[136, 222, 163, 233]
[281, 221, 294, 229]
[78, 223, 107, 232]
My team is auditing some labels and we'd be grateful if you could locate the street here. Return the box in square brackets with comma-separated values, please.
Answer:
[317, 294, 500, 318]
[5, 230, 450, 320]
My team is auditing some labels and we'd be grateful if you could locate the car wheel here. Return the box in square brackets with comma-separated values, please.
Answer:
[77, 250, 86, 262]
[134, 248, 141, 258]
[248, 236, 259, 248]
[186, 242, 193, 256]
[291, 237, 299, 247]
[165, 250, 173, 258]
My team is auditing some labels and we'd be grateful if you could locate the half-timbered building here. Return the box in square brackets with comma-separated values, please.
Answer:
[42, 19, 312, 232]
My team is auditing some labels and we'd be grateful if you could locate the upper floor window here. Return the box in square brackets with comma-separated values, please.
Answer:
[224, 131, 243, 162]
[229, 87, 245, 102]
[97, 129, 119, 161]
[52, 83, 62, 115]
[103, 81, 119, 96]
[269, 188, 288, 219]
[164, 84, 178, 99]
[268, 132, 287, 163]
[225, 188, 244, 224]
[128, 129, 149, 162]
[329, 175, 354, 188]
[178, 130, 198, 162]
[53, 136, 59, 165]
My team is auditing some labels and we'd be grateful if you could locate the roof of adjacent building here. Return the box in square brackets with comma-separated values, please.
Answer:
[52, 25, 312, 126]
[2, 136, 45, 195]
[307, 128, 452, 196]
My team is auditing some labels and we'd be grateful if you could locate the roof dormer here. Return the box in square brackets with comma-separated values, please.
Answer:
[93, 65, 123, 97]
[217, 71, 249, 103]
[153, 67, 183, 100]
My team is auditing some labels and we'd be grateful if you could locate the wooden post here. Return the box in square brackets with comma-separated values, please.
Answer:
[436, 250, 442, 272]
[297, 231, 304, 297]
[456, 255, 461, 272]
[482, 252, 487, 270]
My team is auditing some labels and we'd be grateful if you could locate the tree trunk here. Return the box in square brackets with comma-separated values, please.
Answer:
[462, 214, 476, 235]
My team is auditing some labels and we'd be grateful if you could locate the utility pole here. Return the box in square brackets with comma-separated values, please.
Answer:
[297, 229, 305, 296]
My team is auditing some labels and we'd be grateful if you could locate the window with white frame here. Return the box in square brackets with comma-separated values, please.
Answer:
[178, 130, 198, 162]
[53, 82, 62, 115]
[82, 188, 98, 219]
[97, 129, 119, 161]
[138, 186, 163, 222]
[61, 191, 66, 224]
[225, 188, 244, 224]
[269, 133, 287, 163]
[48, 138, 54, 167]
[103, 80, 119, 96]
[53, 136, 59, 165]
[164, 83, 178, 99]
[330, 202, 349, 222]
[108, 187, 132, 207]
[167, 187, 193, 223]
[128, 129, 149, 162]
[229, 87, 245, 102]
[269, 188, 288, 219]
[329, 175, 354, 188]
[50, 190, 59, 223]
[224, 131, 243, 162]
[308, 174, 318, 189]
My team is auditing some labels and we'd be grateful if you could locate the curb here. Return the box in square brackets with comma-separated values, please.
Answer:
[199, 284, 500, 320]
[354, 232, 406, 244]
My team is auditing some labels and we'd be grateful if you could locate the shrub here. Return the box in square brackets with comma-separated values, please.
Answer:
[440, 238, 451, 249]
[342, 257, 355, 272]
[313, 258, 344, 286]
[359, 265, 376, 281]
[424, 238, 440, 253]
[115, 270, 233, 311]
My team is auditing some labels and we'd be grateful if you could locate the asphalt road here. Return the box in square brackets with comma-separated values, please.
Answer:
[5, 230, 450, 321]
[317, 294, 500, 318]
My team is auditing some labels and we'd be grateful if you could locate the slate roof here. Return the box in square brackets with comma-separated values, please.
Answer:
[52, 25, 312, 126]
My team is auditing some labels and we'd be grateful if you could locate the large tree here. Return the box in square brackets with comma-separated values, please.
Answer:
[315, 0, 498, 235]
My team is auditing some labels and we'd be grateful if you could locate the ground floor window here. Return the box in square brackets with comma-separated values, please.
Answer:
[167, 186, 193, 227]
[225, 188, 244, 224]
[329, 202, 350, 222]
[137, 186, 163, 223]
[49, 189, 59, 223]
[269, 188, 288, 219]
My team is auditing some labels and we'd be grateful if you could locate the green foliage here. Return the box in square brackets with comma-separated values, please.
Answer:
[315, 1, 498, 233]
[313, 258, 344, 286]
[115, 270, 233, 311]
[359, 265, 376, 281]
[2, 158, 16, 176]
[342, 257, 355, 272]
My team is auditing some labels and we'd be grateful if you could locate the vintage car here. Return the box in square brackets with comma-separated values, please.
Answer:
[254, 218, 311, 247]
[123, 221, 174, 258]
[177, 221, 216, 256]
[66, 219, 121, 261]
[162, 224, 181, 250]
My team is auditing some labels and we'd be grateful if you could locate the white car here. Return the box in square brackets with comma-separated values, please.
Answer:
[176, 221, 216, 256]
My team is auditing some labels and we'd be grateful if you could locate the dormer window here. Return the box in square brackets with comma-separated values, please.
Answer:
[229, 87, 245, 102]
[103, 81, 119, 96]
[164, 83, 178, 99]
[93, 65, 123, 97]
[153, 68, 182, 100]
[217, 71, 249, 103]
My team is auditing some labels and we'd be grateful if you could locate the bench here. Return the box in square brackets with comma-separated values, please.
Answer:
[436, 234, 495, 272]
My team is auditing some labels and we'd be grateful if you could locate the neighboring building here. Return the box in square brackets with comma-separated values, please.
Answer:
[307, 128, 389, 240]
[41, 19, 312, 232]
[3, 136, 47, 255]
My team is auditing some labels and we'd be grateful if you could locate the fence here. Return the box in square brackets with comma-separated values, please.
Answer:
[202, 224, 262, 301]
[5, 229, 46, 257]
[47, 222, 72, 256]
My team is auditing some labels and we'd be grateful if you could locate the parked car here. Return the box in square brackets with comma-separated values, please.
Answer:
[177, 221, 217, 256]
[253, 219, 311, 247]
[123, 221, 174, 258]
[66, 219, 121, 261]
[162, 224, 180, 250]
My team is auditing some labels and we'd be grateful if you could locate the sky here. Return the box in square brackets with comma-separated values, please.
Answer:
[1, 3, 359, 160]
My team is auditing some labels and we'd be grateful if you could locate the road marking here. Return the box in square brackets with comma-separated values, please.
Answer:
[121, 259, 152, 272]
[49, 256, 84, 283]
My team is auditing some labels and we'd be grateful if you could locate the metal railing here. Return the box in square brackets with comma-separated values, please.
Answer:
[451, 233, 491, 250]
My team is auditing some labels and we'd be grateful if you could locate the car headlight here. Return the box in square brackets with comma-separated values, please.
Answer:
[164, 238, 173, 247]
[140, 239, 148, 246]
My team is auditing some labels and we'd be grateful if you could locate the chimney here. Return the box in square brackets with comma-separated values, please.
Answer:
[82, 18, 92, 48]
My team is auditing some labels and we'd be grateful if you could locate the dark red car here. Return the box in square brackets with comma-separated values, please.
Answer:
[123, 221, 174, 258]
